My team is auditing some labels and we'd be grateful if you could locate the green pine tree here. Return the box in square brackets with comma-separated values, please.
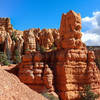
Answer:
[0, 52, 10, 65]
[42, 92, 59, 100]
[50, 44, 57, 50]
[11, 32, 17, 42]
[5, 34, 11, 61]
[79, 85, 99, 100]
[14, 49, 21, 64]
[40, 46, 46, 53]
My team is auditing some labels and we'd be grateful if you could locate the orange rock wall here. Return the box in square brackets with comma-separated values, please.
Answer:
[16, 11, 100, 100]
[54, 10, 100, 100]
[0, 11, 100, 100]
[18, 51, 54, 93]
[0, 18, 13, 34]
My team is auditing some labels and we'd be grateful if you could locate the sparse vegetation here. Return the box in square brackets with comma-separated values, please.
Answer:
[36, 42, 46, 53]
[50, 44, 57, 50]
[0, 52, 10, 65]
[88, 46, 93, 50]
[5, 35, 11, 61]
[40, 46, 46, 53]
[25, 48, 31, 52]
[13, 49, 21, 64]
[36, 43, 41, 51]
[79, 85, 99, 100]
[42, 92, 59, 100]
[36, 42, 57, 52]
[11, 32, 17, 42]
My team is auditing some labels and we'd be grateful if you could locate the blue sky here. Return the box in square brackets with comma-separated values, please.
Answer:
[0, 0, 100, 45]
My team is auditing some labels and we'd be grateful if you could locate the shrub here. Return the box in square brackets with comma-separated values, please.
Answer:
[14, 49, 21, 64]
[6, 48, 11, 60]
[36, 43, 41, 51]
[40, 46, 46, 53]
[79, 85, 99, 100]
[42, 92, 59, 100]
[25, 48, 31, 52]
[88, 46, 94, 51]
[50, 44, 57, 50]
[5, 36, 11, 60]
[0, 52, 10, 65]
[11, 32, 17, 42]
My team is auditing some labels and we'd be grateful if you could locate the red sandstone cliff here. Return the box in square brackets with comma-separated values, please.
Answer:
[0, 10, 100, 100]
[18, 51, 56, 95]
[55, 10, 100, 100]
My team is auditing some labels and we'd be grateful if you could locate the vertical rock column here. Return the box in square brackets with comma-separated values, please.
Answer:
[23, 29, 36, 52]
[87, 51, 100, 96]
[0, 18, 13, 34]
[55, 10, 100, 100]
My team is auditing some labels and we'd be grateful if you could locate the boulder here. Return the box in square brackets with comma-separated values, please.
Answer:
[0, 69, 47, 100]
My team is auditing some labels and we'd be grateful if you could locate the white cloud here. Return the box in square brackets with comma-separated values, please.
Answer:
[82, 11, 100, 46]
[82, 32, 100, 46]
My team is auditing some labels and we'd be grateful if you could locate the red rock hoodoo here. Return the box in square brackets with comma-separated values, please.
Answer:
[18, 51, 55, 93]
[0, 10, 100, 100]
[55, 10, 100, 100]
[17, 10, 100, 100]
[0, 18, 13, 34]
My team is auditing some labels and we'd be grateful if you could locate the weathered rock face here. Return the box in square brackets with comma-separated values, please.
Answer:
[0, 26, 12, 54]
[0, 18, 13, 34]
[23, 28, 60, 52]
[23, 29, 36, 52]
[0, 11, 100, 100]
[59, 11, 83, 49]
[37, 29, 60, 50]
[55, 10, 100, 100]
[38, 29, 54, 50]
[0, 18, 13, 58]
[13, 30, 24, 54]
[0, 18, 60, 58]
[18, 51, 55, 93]
[0, 26, 7, 44]
[0, 69, 48, 100]
[87, 46, 100, 59]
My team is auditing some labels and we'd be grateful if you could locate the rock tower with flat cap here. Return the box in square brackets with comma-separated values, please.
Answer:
[55, 10, 100, 100]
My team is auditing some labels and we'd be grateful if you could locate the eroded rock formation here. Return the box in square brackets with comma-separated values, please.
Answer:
[18, 51, 55, 94]
[0, 26, 12, 55]
[55, 10, 100, 100]
[0, 69, 47, 100]
[0, 18, 13, 34]
[0, 10, 100, 100]
[38, 29, 56, 50]
[23, 29, 37, 52]
[0, 19, 60, 58]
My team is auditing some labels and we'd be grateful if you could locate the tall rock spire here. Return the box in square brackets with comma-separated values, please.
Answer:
[59, 10, 84, 49]
[55, 10, 100, 100]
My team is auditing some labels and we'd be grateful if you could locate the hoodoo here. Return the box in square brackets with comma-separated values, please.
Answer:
[0, 10, 100, 100]
[55, 10, 100, 100]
